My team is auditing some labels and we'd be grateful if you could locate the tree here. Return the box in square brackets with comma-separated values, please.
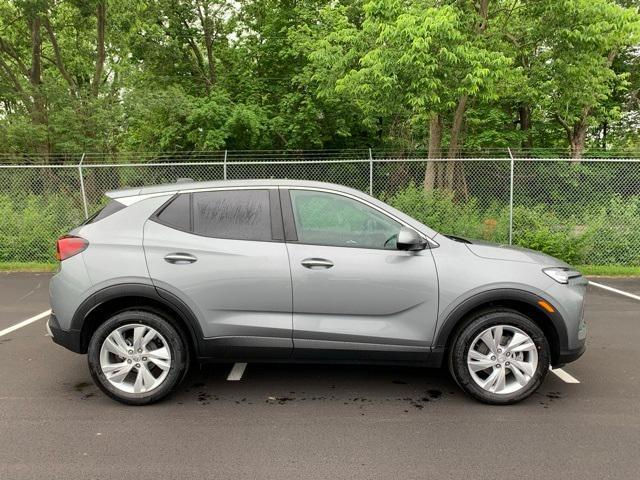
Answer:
[522, 0, 640, 158]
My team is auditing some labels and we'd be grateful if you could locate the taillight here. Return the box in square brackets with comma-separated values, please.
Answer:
[55, 235, 89, 261]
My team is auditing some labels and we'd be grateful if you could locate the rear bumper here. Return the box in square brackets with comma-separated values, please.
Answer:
[48, 313, 83, 353]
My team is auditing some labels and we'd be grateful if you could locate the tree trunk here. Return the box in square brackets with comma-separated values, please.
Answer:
[444, 95, 468, 192]
[570, 122, 587, 160]
[424, 114, 442, 190]
[91, 1, 106, 97]
[519, 104, 532, 150]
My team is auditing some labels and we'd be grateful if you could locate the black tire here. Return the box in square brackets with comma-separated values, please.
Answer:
[448, 308, 550, 405]
[87, 310, 189, 405]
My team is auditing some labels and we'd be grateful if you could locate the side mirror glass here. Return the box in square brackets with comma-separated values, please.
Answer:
[396, 226, 427, 251]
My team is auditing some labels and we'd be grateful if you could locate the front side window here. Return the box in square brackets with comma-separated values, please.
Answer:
[289, 190, 401, 249]
[193, 189, 272, 241]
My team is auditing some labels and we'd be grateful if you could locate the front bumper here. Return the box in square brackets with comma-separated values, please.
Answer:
[556, 342, 586, 367]
[48, 313, 83, 353]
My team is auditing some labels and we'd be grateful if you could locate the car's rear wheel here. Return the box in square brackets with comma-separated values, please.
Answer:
[448, 309, 550, 405]
[87, 310, 189, 405]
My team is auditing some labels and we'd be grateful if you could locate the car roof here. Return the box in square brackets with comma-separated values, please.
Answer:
[105, 179, 365, 199]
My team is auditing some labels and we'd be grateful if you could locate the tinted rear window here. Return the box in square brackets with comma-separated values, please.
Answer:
[193, 190, 271, 241]
[156, 193, 190, 231]
[84, 199, 125, 224]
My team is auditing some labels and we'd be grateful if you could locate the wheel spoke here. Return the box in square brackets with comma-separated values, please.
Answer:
[148, 357, 170, 371]
[105, 332, 129, 358]
[480, 330, 498, 354]
[133, 326, 147, 351]
[508, 362, 530, 386]
[480, 368, 500, 391]
[468, 349, 496, 372]
[510, 359, 534, 377]
[492, 367, 506, 392]
[133, 366, 145, 393]
[492, 325, 504, 350]
[141, 364, 157, 390]
[141, 328, 156, 350]
[506, 332, 535, 353]
[146, 346, 170, 361]
[104, 362, 132, 383]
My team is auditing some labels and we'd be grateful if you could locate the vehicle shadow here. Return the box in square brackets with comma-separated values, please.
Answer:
[171, 363, 461, 410]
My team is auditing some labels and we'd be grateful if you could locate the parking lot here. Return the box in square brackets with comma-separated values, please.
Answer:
[1, 272, 639, 480]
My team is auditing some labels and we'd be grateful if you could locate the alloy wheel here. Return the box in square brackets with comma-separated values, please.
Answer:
[466, 325, 538, 395]
[99, 323, 172, 394]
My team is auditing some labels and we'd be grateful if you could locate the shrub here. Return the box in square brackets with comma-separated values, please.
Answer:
[0, 194, 84, 262]
[581, 196, 640, 265]
[384, 184, 509, 243]
[511, 205, 584, 265]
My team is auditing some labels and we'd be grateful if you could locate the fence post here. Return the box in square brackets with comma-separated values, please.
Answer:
[507, 148, 515, 245]
[223, 150, 228, 180]
[78, 153, 89, 219]
[368, 148, 373, 195]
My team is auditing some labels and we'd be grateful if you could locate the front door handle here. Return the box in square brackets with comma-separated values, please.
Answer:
[164, 252, 197, 264]
[301, 258, 334, 269]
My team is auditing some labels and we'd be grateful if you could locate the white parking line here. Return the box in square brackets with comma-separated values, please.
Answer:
[550, 367, 580, 384]
[227, 362, 247, 381]
[589, 281, 640, 302]
[0, 309, 51, 338]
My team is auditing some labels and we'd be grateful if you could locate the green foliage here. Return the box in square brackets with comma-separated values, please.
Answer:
[385, 184, 639, 266]
[0, 194, 84, 262]
[385, 184, 506, 242]
[510, 206, 583, 265]
[582, 196, 640, 265]
[1, 0, 639, 154]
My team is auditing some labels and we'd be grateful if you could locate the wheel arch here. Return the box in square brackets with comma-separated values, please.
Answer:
[434, 289, 567, 366]
[71, 283, 203, 356]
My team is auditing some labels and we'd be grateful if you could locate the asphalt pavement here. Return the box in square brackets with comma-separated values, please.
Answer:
[0, 272, 639, 479]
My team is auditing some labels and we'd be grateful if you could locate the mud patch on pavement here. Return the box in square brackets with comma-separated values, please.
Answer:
[538, 391, 563, 408]
[73, 381, 97, 400]
[196, 391, 219, 405]
[74, 381, 92, 391]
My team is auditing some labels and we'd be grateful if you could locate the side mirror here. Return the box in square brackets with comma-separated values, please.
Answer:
[396, 226, 428, 251]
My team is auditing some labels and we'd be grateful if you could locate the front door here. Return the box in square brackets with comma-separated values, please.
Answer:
[282, 188, 439, 361]
[143, 188, 293, 358]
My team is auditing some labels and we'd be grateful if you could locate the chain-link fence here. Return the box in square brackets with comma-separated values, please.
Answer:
[1, 150, 639, 266]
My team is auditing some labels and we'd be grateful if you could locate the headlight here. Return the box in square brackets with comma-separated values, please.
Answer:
[543, 267, 582, 284]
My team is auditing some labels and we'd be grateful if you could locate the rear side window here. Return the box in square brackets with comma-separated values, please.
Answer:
[84, 199, 125, 224]
[156, 193, 191, 231]
[193, 190, 271, 241]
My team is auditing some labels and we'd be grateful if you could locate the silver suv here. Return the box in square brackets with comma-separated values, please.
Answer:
[48, 180, 587, 405]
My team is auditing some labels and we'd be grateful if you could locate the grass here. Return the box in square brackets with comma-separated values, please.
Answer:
[1, 261, 639, 276]
[0, 262, 57, 272]
[576, 265, 640, 277]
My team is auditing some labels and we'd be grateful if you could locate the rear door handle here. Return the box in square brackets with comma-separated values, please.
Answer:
[164, 252, 197, 264]
[301, 258, 334, 269]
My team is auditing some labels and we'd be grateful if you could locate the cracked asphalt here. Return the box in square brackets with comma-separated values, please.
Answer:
[1, 272, 639, 479]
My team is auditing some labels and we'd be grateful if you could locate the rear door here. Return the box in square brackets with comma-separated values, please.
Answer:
[143, 187, 293, 358]
[282, 187, 439, 362]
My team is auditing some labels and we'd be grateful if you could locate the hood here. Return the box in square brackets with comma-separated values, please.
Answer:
[446, 235, 569, 267]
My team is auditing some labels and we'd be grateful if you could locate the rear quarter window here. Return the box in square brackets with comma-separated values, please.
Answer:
[154, 193, 191, 231]
[84, 199, 126, 224]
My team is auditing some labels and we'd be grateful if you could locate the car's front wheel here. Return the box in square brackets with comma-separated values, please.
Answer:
[87, 310, 189, 405]
[448, 309, 550, 404]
